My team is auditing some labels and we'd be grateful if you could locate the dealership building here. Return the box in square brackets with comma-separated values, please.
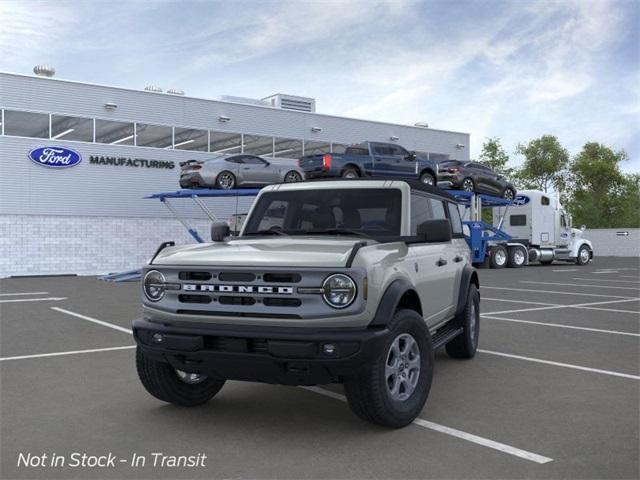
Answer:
[0, 69, 470, 278]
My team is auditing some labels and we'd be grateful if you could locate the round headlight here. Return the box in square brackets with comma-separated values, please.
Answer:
[143, 270, 166, 302]
[322, 274, 357, 309]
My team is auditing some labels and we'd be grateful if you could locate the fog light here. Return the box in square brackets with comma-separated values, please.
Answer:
[152, 333, 163, 344]
[323, 343, 336, 355]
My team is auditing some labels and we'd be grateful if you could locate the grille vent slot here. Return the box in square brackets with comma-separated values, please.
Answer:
[178, 294, 212, 304]
[179, 271, 212, 281]
[219, 296, 256, 306]
[263, 273, 301, 283]
[263, 297, 302, 307]
[219, 272, 256, 282]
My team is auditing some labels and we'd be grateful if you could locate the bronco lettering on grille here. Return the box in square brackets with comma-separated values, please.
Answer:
[182, 284, 294, 294]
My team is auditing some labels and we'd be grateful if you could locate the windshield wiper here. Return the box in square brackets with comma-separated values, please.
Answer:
[243, 229, 288, 236]
[299, 228, 370, 238]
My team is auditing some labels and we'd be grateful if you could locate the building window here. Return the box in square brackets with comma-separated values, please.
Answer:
[51, 114, 93, 142]
[173, 127, 208, 151]
[331, 143, 348, 154]
[135, 123, 173, 148]
[273, 137, 303, 159]
[243, 134, 273, 156]
[3, 110, 49, 138]
[95, 119, 135, 145]
[210, 131, 242, 154]
[303, 141, 331, 155]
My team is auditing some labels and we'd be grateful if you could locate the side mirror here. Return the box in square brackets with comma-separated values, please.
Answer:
[407, 151, 417, 161]
[416, 219, 452, 243]
[581, 224, 586, 231]
[211, 222, 230, 242]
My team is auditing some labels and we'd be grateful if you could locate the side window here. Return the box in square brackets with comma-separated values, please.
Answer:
[541, 196, 550, 206]
[391, 145, 409, 157]
[510, 215, 527, 226]
[429, 199, 447, 220]
[410, 194, 432, 235]
[226, 156, 243, 164]
[242, 156, 266, 165]
[447, 202, 464, 236]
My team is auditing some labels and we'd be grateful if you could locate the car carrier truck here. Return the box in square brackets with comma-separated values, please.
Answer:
[491, 190, 593, 266]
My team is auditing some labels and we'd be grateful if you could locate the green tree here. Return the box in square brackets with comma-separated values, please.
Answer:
[479, 137, 512, 176]
[565, 142, 638, 228]
[516, 135, 569, 193]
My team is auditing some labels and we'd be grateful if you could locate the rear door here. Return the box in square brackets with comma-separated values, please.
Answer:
[371, 143, 397, 177]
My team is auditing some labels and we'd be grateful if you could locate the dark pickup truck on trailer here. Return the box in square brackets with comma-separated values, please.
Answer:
[298, 141, 440, 185]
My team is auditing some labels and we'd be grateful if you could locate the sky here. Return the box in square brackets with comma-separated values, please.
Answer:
[1, 0, 638, 172]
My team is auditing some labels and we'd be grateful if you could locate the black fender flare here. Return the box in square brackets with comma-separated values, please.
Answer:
[456, 265, 479, 315]
[369, 278, 416, 327]
[419, 167, 436, 179]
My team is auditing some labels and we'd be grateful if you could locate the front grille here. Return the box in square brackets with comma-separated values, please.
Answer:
[179, 271, 213, 281]
[263, 273, 301, 283]
[219, 272, 256, 282]
[178, 294, 212, 304]
[263, 297, 302, 307]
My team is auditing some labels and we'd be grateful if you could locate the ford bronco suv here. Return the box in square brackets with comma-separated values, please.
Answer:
[134, 179, 480, 427]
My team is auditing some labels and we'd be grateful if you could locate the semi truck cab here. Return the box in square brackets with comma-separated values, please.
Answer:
[493, 190, 593, 265]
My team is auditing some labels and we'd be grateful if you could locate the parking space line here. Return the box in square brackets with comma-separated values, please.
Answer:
[552, 269, 579, 272]
[301, 386, 553, 464]
[0, 297, 67, 303]
[572, 278, 640, 284]
[0, 345, 136, 362]
[482, 286, 638, 299]
[0, 291, 49, 296]
[483, 297, 556, 307]
[51, 307, 133, 334]
[483, 298, 640, 316]
[520, 281, 640, 291]
[478, 349, 640, 380]
[482, 315, 640, 337]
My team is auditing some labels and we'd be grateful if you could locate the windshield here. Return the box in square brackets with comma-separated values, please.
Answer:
[243, 188, 402, 238]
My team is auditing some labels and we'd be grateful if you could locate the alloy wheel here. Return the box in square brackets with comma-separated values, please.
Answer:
[385, 333, 421, 402]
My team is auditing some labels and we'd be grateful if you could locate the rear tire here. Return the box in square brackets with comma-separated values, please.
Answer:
[216, 171, 236, 189]
[462, 178, 475, 192]
[341, 167, 359, 179]
[490, 245, 508, 269]
[136, 348, 225, 406]
[507, 245, 527, 268]
[446, 284, 480, 359]
[344, 309, 433, 428]
[284, 170, 302, 183]
[503, 188, 516, 201]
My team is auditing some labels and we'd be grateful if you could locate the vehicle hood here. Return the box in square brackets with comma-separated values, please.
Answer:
[152, 237, 369, 268]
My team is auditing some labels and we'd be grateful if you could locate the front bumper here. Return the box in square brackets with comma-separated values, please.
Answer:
[133, 318, 390, 385]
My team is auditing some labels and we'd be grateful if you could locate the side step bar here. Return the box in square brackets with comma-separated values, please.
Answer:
[431, 325, 464, 349]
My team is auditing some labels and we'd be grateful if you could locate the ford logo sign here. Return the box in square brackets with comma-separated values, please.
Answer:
[28, 146, 82, 168]
[513, 195, 530, 206]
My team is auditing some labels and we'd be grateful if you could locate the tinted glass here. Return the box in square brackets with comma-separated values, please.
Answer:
[304, 141, 331, 155]
[410, 194, 432, 235]
[225, 156, 243, 164]
[173, 127, 208, 151]
[541, 196, 550, 205]
[95, 119, 135, 145]
[136, 123, 172, 148]
[51, 114, 93, 142]
[242, 156, 266, 165]
[447, 202, 464, 235]
[331, 143, 347, 154]
[510, 214, 527, 226]
[429, 198, 447, 219]
[4, 110, 49, 138]
[210, 131, 242, 154]
[345, 147, 369, 156]
[273, 137, 303, 158]
[244, 189, 402, 237]
[243, 134, 273, 156]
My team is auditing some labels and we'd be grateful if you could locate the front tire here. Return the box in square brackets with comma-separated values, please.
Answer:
[503, 188, 516, 201]
[446, 284, 480, 359]
[419, 172, 435, 185]
[344, 309, 433, 428]
[461, 178, 475, 192]
[216, 171, 236, 189]
[136, 348, 225, 406]
[576, 245, 591, 265]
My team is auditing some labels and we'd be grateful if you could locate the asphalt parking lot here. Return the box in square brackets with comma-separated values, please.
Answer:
[1, 256, 638, 479]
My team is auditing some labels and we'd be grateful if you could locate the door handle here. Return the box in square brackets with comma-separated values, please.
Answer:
[436, 258, 447, 267]
[454, 255, 464, 263]
[242, 167, 251, 170]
